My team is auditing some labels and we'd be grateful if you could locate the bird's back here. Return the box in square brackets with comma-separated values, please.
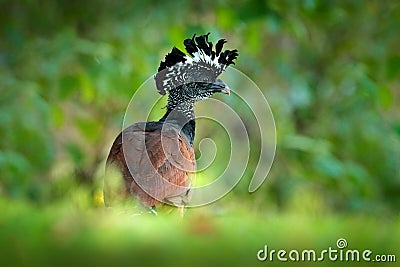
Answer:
[105, 121, 196, 208]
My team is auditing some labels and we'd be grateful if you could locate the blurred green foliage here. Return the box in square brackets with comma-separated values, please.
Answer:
[1, 0, 398, 213]
[0, 197, 399, 267]
[1, 0, 400, 265]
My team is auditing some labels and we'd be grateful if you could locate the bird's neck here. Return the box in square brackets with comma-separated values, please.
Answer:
[159, 100, 196, 144]
[166, 99, 195, 121]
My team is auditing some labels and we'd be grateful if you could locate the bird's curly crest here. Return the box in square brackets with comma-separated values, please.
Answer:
[155, 33, 238, 95]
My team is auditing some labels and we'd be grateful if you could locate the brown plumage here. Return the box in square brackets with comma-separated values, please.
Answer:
[106, 122, 195, 208]
[104, 33, 238, 213]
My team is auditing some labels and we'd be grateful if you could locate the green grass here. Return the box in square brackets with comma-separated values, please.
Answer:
[1, 197, 398, 267]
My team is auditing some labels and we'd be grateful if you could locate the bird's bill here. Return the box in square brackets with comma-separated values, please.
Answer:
[209, 80, 231, 95]
[220, 87, 230, 95]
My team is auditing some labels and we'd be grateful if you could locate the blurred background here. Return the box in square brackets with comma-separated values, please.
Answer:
[1, 1, 399, 266]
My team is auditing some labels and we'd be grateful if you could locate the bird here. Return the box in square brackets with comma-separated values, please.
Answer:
[105, 33, 238, 215]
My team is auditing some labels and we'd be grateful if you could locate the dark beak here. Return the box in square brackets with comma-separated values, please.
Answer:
[209, 79, 231, 95]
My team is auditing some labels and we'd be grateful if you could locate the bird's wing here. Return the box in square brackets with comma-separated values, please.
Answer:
[105, 123, 145, 205]
[107, 122, 195, 207]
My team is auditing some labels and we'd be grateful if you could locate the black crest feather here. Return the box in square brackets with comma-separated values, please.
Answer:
[155, 33, 238, 95]
[158, 47, 187, 72]
[184, 34, 198, 56]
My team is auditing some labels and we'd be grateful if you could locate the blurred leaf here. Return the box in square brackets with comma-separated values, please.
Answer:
[79, 73, 95, 103]
[387, 55, 400, 80]
[283, 135, 331, 155]
[66, 143, 85, 165]
[313, 155, 344, 179]
[59, 75, 79, 99]
[50, 104, 65, 128]
[75, 117, 102, 142]
[377, 85, 393, 108]
[216, 8, 237, 30]
[393, 124, 400, 137]
[0, 150, 31, 183]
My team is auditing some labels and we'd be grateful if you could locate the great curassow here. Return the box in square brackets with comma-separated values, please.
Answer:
[105, 33, 238, 215]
